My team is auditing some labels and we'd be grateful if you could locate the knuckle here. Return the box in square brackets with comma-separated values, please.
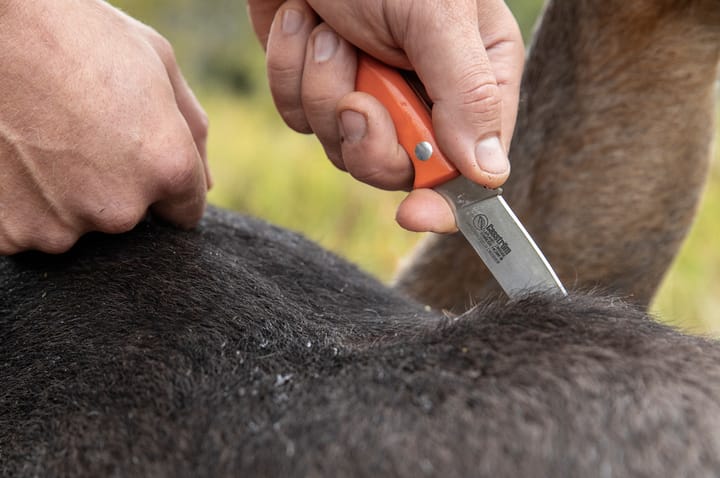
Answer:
[0, 241, 20, 255]
[302, 95, 337, 117]
[458, 77, 502, 111]
[159, 147, 201, 193]
[1, 220, 79, 255]
[267, 72, 303, 103]
[345, 145, 409, 190]
[267, 60, 301, 85]
[0, 225, 32, 255]
[0, 229, 19, 255]
[454, 75, 503, 126]
[267, 66, 304, 97]
[39, 230, 79, 255]
[93, 204, 146, 235]
[349, 169, 386, 188]
[170, 152, 200, 189]
[489, 39, 526, 88]
[149, 31, 177, 65]
[185, 200, 207, 228]
[346, 158, 384, 185]
[143, 127, 202, 194]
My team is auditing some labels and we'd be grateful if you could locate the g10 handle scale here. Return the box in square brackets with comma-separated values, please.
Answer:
[355, 53, 459, 190]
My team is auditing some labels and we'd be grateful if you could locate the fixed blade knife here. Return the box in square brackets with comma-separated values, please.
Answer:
[356, 54, 567, 299]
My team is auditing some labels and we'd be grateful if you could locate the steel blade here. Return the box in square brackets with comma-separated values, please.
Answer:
[435, 177, 567, 298]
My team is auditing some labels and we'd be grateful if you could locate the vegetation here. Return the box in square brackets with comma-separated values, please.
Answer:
[110, 0, 720, 334]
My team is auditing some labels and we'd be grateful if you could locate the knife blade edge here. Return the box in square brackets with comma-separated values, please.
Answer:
[435, 177, 567, 299]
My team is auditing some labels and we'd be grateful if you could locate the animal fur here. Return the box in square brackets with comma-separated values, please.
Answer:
[2, 0, 720, 476]
[4, 210, 720, 477]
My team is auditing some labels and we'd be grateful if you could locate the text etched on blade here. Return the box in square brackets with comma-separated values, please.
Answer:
[472, 214, 512, 263]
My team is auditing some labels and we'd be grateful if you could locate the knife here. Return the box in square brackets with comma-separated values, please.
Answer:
[356, 53, 567, 299]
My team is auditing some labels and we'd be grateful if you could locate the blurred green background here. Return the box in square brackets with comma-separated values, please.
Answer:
[110, 0, 720, 335]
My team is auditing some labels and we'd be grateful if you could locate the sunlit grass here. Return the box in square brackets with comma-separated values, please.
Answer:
[652, 157, 720, 335]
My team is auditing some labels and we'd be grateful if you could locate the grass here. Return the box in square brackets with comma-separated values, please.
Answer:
[202, 89, 720, 335]
[652, 159, 720, 334]
[203, 90, 422, 283]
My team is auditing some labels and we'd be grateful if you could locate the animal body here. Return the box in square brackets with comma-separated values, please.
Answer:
[2, 0, 720, 476]
[397, 0, 720, 311]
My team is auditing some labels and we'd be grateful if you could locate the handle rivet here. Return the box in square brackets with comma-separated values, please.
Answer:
[415, 141, 433, 161]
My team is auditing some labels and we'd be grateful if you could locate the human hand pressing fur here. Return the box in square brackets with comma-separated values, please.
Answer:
[0, 0, 210, 254]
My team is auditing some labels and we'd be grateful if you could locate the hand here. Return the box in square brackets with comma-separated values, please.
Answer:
[0, 0, 210, 254]
[248, 0, 524, 233]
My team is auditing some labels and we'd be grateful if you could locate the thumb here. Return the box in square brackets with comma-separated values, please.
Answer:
[399, 1, 511, 188]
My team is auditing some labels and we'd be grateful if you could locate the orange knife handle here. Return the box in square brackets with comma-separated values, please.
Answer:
[355, 53, 459, 190]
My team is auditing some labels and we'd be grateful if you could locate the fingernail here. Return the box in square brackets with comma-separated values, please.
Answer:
[281, 9, 303, 35]
[339, 110, 367, 143]
[314, 30, 339, 63]
[475, 136, 509, 175]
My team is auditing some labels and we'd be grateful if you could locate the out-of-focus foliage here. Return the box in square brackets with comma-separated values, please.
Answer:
[113, 0, 265, 94]
[654, 162, 720, 335]
[111, 0, 545, 95]
[109, 0, 719, 334]
[509, 0, 546, 39]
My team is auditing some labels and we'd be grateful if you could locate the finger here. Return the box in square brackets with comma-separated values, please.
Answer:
[337, 92, 413, 190]
[395, 189, 457, 233]
[301, 24, 358, 170]
[28, 225, 81, 255]
[170, 72, 212, 190]
[266, 0, 318, 134]
[0, 235, 19, 256]
[80, 199, 149, 236]
[144, 31, 213, 190]
[476, 0, 525, 151]
[247, 0, 287, 49]
[400, 0, 511, 188]
[0, 176, 85, 254]
[0, 230, 14, 255]
[8, 215, 81, 255]
[150, 162, 207, 230]
[0, 213, 24, 255]
[149, 120, 208, 230]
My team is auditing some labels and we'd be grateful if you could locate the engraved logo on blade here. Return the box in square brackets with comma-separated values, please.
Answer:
[471, 214, 512, 264]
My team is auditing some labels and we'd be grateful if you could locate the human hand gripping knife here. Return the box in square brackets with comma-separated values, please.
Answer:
[356, 54, 567, 299]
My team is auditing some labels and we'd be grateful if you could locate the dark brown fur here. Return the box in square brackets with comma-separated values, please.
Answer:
[2, 0, 720, 476]
[4, 210, 720, 477]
